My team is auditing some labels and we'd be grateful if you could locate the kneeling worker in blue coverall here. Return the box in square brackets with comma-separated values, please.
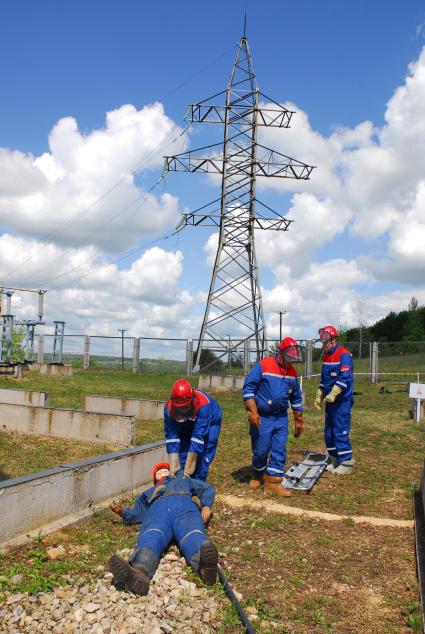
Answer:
[108, 462, 218, 595]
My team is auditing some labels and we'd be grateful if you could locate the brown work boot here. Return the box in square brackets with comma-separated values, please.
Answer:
[249, 470, 263, 490]
[108, 554, 150, 596]
[263, 474, 292, 497]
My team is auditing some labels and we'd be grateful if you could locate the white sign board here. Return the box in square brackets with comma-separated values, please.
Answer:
[409, 383, 425, 399]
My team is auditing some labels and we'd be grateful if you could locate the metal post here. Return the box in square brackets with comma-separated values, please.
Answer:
[305, 339, 313, 379]
[37, 335, 45, 364]
[227, 335, 231, 371]
[371, 341, 379, 384]
[83, 335, 90, 370]
[186, 339, 194, 376]
[117, 329, 127, 370]
[5, 291, 13, 315]
[0, 315, 14, 364]
[38, 291, 45, 322]
[243, 338, 251, 375]
[132, 337, 141, 374]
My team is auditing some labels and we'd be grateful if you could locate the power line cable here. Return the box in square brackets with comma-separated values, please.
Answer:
[3, 44, 236, 283]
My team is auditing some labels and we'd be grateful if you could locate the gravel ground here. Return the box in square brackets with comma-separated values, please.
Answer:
[0, 549, 221, 634]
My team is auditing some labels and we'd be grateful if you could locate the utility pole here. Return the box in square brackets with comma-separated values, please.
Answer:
[355, 301, 365, 360]
[117, 329, 127, 370]
[275, 310, 286, 342]
[163, 29, 314, 373]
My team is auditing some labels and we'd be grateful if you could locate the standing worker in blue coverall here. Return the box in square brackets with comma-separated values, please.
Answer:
[164, 379, 222, 481]
[109, 462, 218, 595]
[243, 337, 304, 497]
[314, 325, 355, 475]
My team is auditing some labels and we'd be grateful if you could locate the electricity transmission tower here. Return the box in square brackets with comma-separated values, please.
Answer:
[164, 29, 314, 372]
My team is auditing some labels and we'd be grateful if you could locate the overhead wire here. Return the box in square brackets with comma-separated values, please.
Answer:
[4, 43, 237, 284]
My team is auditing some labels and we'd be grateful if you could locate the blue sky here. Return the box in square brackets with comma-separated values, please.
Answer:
[1, 0, 425, 349]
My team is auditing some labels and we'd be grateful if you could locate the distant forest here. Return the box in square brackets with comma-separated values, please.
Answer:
[341, 297, 425, 343]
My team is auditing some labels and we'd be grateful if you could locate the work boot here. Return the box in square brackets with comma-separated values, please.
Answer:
[108, 554, 150, 596]
[333, 458, 355, 475]
[198, 540, 218, 586]
[326, 456, 338, 473]
[249, 469, 263, 490]
[263, 474, 292, 497]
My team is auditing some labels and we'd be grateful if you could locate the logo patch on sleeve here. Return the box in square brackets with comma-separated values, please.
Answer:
[340, 366, 351, 372]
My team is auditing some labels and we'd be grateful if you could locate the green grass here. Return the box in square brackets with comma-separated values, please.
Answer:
[0, 366, 424, 632]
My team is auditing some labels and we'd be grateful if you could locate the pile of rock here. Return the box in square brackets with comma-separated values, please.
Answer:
[0, 550, 221, 633]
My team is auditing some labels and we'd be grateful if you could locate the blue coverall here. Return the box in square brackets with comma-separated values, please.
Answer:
[122, 471, 215, 577]
[164, 390, 222, 480]
[243, 355, 304, 477]
[320, 343, 354, 463]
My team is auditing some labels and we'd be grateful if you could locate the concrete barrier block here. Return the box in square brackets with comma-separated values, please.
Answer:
[0, 402, 134, 446]
[39, 364, 73, 376]
[198, 375, 211, 389]
[210, 375, 224, 388]
[0, 387, 48, 407]
[84, 396, 165, 419]
[0, 441, 166, 545]
[197, 374, 245, 391]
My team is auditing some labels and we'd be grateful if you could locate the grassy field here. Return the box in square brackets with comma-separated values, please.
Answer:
[0, 368, 424, 632]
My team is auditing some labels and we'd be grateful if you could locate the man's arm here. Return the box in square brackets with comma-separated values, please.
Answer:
[190, 477, 216, 510]
[242, 364, 262, 428]
[164, 405, 181, 475]
[324, 352, 353, 403]
[121, 489, 151, 525]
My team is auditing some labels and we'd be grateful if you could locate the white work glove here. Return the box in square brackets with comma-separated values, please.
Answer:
[314, 388, 324, 410]
[323, 385, 343, 404]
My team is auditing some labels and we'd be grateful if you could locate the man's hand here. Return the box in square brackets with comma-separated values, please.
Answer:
[293, 411, 303, 438]
[248, 411, 261, 428]
[184, 451, 197, 477]
[323, 385, 343, 404]
[110, 500, 124, 516]
[314, 388, 324, 410]
[201, 507, 212, 524]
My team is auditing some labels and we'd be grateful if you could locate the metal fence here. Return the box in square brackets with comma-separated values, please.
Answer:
[31, 334, 425, 382]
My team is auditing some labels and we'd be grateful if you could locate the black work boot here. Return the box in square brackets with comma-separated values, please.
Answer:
[198, 540, 218, 586]
[108, 555, 150, 596]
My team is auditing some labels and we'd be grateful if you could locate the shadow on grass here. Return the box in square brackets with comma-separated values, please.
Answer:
[0, 465, 11, 482]
[231, 465, 252, 483]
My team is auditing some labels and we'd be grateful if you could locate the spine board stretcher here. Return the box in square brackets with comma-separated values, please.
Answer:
[282, 451, 328, 492]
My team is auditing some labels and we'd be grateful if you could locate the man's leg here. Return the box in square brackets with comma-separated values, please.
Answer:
[109, 501, 172, 595]
[249, 417, 272, 490]
[172, 497, 218, 586]
[324, 405, 338, 472]
[193, 419, 221, 481]
[332, 401, 354, 475]
[263, 416, 291, 497]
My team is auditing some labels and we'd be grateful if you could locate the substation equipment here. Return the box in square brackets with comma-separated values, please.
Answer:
[0, 286, 66, 366]
[163, 29, 315, 372]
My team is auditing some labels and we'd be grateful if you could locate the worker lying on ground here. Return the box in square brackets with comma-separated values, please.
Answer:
[108, 462, 218, 596]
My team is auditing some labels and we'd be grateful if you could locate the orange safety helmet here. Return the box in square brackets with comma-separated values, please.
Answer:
[152, 462, 170, 483]
[278, 337, 303, 363]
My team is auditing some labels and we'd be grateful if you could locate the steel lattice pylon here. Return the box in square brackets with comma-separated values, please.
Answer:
[164, 33, 314, 372]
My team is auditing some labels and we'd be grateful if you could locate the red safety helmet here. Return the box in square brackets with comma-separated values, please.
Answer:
[278, 337, 303, 363]
[152, 462, 170, 483]
[318, 325, 338, 341]
[170, 379, 194, 406]
[170, 379, 195, 420]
